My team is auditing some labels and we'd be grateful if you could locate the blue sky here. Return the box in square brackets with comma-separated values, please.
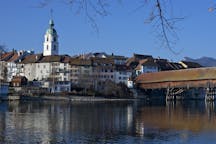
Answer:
[0, 0, 216, 61]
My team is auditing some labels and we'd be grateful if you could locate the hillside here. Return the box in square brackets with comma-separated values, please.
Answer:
[184, 57, 216, 67]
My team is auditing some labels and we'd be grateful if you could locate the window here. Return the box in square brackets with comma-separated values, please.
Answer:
[47, 37, 49, 41]
[47, 45, 49, 50]
[54, 37, 56, 42]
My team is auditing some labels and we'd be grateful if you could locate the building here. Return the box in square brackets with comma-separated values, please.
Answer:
[154, 58, 184, 71]
[20, 55, 71, 93]
[126, 54, 153, 79]
[11, 76, 28, 87]
[135, 58, 159, 75]
[70, 58, 93, 89]
[18, 54, 43, 80]
[114, 65, 132, 85]
[43, 19, 59, 56]
[1, 50, 34, 82]
[92, 57, 115, 84]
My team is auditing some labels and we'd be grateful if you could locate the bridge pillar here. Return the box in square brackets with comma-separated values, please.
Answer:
[205, 88, 216, 101]
[166, 87, 175, 101]
[166, 87, 186, 101]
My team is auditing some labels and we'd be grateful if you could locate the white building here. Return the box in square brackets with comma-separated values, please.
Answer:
[43, 19, 59, 56]
[20, 54, 71, 92]
[7, 50, 34, 81]
[0, 50, 34, 82]
[114, 65, 132, 85]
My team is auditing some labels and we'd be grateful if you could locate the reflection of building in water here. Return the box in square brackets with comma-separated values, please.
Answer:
[67, 102, 134, 135]
[135, 101, 216, 136]
[3, 102, 50, 143]
[0, 101, 135, 143]
[126, 106, 133, 130]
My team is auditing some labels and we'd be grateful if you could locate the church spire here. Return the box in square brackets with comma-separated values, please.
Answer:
[43, 10, 59, 56]
[49, 9, 54, 27]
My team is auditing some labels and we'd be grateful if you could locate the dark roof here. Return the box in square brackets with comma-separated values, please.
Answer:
[93, 52, 108, 58]
[20, 54, 43, 64]
[21, 54, 70, 64]
[115, 65, 131, 71]
[91, 57, 114, 65]
[11, 76, 28, 82]
[154, 59, 175, 71]
[110, 55, 127, 60]
[133, 53, 153, 60]
[39, 55, 62, 63]
[168, 62, 184, 70]
[70, 58, 92, 66]
[180, 61, 202, 68]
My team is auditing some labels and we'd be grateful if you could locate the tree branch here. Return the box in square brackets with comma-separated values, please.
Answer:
[145, 0, 184, 55]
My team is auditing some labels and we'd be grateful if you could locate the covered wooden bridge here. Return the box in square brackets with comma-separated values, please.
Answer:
[135, 67, 216, 100]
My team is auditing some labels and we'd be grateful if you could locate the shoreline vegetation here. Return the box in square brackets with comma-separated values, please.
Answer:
[5, 81, 135, 101]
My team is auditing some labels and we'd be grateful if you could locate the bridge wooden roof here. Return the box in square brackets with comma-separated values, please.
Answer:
[136, 67, 216, 84]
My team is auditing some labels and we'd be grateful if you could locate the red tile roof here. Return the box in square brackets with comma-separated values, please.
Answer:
[6, 53, 19, 62]
[0, 52, 14, 61]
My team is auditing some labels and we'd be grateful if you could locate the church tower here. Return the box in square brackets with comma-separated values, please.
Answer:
[43, 19, 59, 56]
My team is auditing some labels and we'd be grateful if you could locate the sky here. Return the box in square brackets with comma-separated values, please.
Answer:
[0, 0, 216, 61]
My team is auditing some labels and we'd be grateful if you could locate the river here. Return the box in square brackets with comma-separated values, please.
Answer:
[0, 100, 216, 143]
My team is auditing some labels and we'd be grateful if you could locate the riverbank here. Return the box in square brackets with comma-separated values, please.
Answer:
[9, 95, 135, 102]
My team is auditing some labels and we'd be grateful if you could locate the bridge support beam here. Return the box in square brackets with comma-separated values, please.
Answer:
[166, 87, 174, 101]
[205, 88, 216, 101]
[166, 87, 185, 101]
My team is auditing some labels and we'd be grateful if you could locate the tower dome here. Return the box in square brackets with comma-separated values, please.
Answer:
[46, 19, 57, 35]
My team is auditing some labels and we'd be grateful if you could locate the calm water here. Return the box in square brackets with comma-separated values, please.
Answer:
[0, 100, 216, 143]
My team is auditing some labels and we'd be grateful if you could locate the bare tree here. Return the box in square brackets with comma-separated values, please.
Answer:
[37, 0, 184, 53]
[143, 0, 184, 54]
[209, 3, 216, 12]
[37, 0, 110, 33]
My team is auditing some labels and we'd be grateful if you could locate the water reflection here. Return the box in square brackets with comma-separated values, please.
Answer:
[0, 100, 216, 143]
[0, 101, 135, 143]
